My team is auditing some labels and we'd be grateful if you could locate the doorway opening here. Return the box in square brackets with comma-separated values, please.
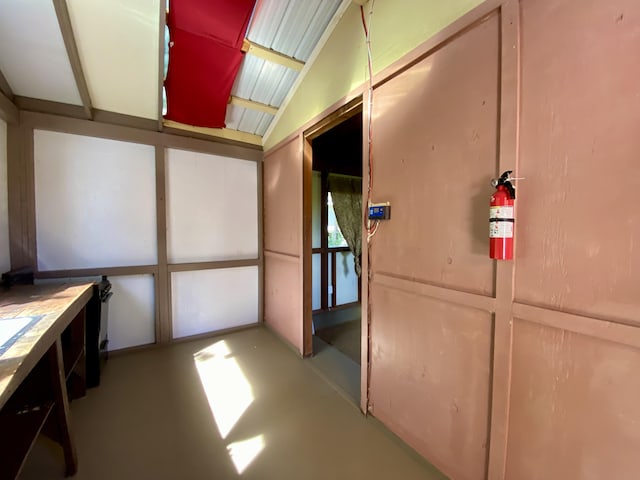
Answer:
[303, 101, 363, 405]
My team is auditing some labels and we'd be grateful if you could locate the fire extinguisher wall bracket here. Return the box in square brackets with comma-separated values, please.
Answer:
[489, 170, 516, 260]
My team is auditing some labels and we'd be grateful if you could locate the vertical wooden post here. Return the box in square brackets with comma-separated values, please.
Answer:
[155, 145, 171, 344]
[48, 338, 78, 476]
[257, 158, 264, 323]
[7, 120, 37, 270]
[360, 88, 371, 414]
[487, 2, 520, 479]
[66, 308, 87, 400]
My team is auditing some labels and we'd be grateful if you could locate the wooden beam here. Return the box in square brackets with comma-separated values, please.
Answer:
[0, 69, 14, 100]
[21, 110, 263, 158]
[168, 259, 259, 273]
[48, 339, 78, 476]
[241, 39, 305, 72]
[157, 2, 167, 131]
[36, 265, 158, 279]
[15, 96, 87, 120]
[93, 109, 158, 131]
[487, 1, 519, 477]
[229, 95, 278, 116]
[257, 158, 264, 323]
[155, 146, 171, 344]
[163, 120, 262, 146]
[0, 90, 18, 124]
[263, 250, 300, 262]
[52, 0, 93, 119]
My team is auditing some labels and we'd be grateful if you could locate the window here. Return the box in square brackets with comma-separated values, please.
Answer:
[327, 192, 348, 248]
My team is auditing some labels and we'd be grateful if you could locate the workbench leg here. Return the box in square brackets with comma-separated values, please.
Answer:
[48, 339, 78, 477]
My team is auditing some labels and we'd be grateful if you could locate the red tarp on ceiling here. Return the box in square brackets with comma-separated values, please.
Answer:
[165, 0, 256, 128]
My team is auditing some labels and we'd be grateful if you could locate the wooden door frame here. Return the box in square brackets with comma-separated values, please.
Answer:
[301, 96, 365, 408]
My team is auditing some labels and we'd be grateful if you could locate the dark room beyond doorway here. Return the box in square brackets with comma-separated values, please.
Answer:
[309, 111, 363, 404]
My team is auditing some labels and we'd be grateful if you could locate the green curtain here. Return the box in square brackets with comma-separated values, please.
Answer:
[328, 174, 362, 277]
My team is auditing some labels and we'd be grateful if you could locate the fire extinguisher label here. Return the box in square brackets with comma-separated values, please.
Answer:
[489, 206, 514, 238]
[490, 221, 513, 238]
[489, 206, 514, 219]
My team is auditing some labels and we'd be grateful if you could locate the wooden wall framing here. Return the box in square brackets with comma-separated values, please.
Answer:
[5, 0, 637, 477]
[263, 0, 640, 478]
[7, 110, 263, 347]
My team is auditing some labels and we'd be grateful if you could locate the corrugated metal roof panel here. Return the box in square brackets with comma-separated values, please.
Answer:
[232, 56, 268, 100]
[255, 113, 274, 136]
[225, 105, 274, 136]
[246, 0, 291, 48]
[233, 57, 298, 108]
[246, 0, 341, 61]
[225, 104, 245, 131]
[247, 63, 289, 106]
[229, 0, 344, 139]
[269, 69, 298, 106]
[292, 0, 342, 60]
[269, 0, 323, 59]
[238, 109, 268, 134]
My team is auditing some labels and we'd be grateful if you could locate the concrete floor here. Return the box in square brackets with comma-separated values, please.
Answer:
[313, 304, 361, 365]
[309, 335, 360, 406]
[19, 326, 447, 480]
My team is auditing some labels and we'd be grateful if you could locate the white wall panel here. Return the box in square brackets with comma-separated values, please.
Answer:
[166, 149, 258, 263]
[34, 130, 157, 271]
[33, 275, 155, 351]
[108, 275, 156, 350]
[336, 251, 358, 305]
[312, 253, 321, 310]
[0, 0, 82, 105]
[171, 267, 258, 339]
[0, 119, 9, 273]
[328, 254, 332, 306]
[67, 0, 160, 119]
[312, 171, 321, 249]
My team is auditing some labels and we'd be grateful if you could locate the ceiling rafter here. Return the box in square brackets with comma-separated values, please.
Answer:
[0, 89, 18, 123]
[229, 95, 278, 116]
[163, 120, 262, 146]
[241, 39, 305, 72]
[0, 69, 14, 100]
[52, 0, 93, 119]
[14, 96, 86, 120]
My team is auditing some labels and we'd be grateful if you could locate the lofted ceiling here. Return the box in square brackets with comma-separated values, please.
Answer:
[0, 0, 351, 147]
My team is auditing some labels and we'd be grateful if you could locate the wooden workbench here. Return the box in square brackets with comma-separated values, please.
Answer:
[0, 282, 94, 479]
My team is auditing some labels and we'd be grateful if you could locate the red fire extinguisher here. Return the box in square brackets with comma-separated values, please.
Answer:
[489, 171, 516, 260]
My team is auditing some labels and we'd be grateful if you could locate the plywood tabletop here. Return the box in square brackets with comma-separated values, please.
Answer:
[0, 282, 94, 409]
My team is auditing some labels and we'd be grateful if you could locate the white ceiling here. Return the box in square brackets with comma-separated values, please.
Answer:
[0, 0, 349, 145]
[66, 0, 161, 120]
[0, 0, 82, 105]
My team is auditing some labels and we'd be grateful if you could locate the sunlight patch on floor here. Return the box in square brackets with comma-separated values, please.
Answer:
[194, 340, 254, 439]
[227, 435, 265, 474]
